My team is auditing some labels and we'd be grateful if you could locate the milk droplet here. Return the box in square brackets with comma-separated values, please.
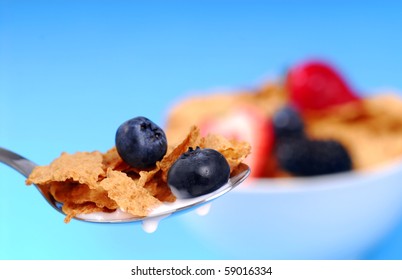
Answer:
[141, 214, 170, 233]
[196, 203, 212, 216]
[142, 219, 160, 233]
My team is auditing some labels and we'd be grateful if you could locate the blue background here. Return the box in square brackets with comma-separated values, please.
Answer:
[1, 0, 402, 259]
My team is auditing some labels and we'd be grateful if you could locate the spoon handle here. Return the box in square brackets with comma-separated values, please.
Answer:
[0, 147, 37, 178]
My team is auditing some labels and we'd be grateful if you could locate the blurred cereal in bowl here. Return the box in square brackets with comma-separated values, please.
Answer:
[164, 59, 402, 259]
[165, 59, 402, 178]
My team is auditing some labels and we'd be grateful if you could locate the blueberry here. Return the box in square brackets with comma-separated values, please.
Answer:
[275, 138, 353, 176]
[115, 116, 167, 168]
[167, 147, 231, 198]
[272, 106, 305, 140]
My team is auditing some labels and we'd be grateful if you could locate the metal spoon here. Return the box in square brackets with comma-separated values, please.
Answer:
[0, 147, 250, 223]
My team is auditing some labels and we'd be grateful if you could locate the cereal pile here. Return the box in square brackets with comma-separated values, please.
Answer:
[26, 126, 250, 223]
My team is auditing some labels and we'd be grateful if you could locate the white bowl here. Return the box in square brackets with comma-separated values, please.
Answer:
[181, 160, 402, 259]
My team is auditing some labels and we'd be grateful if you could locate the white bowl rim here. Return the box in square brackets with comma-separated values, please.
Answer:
[235, 157, 402, 194]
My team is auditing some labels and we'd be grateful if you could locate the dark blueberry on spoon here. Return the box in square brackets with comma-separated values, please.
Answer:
[115, 116, 167, 168]
[167, 147, 231, 198]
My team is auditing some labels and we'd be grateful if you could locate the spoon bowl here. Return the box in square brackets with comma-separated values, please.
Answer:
[0, 147, 250, 224]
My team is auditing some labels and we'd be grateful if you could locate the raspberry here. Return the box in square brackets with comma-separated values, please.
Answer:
[286, 60, 360, 112]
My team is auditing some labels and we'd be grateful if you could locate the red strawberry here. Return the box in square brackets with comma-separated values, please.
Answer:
[286, 60, 360, 112]
[200, 106, 273, 178]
